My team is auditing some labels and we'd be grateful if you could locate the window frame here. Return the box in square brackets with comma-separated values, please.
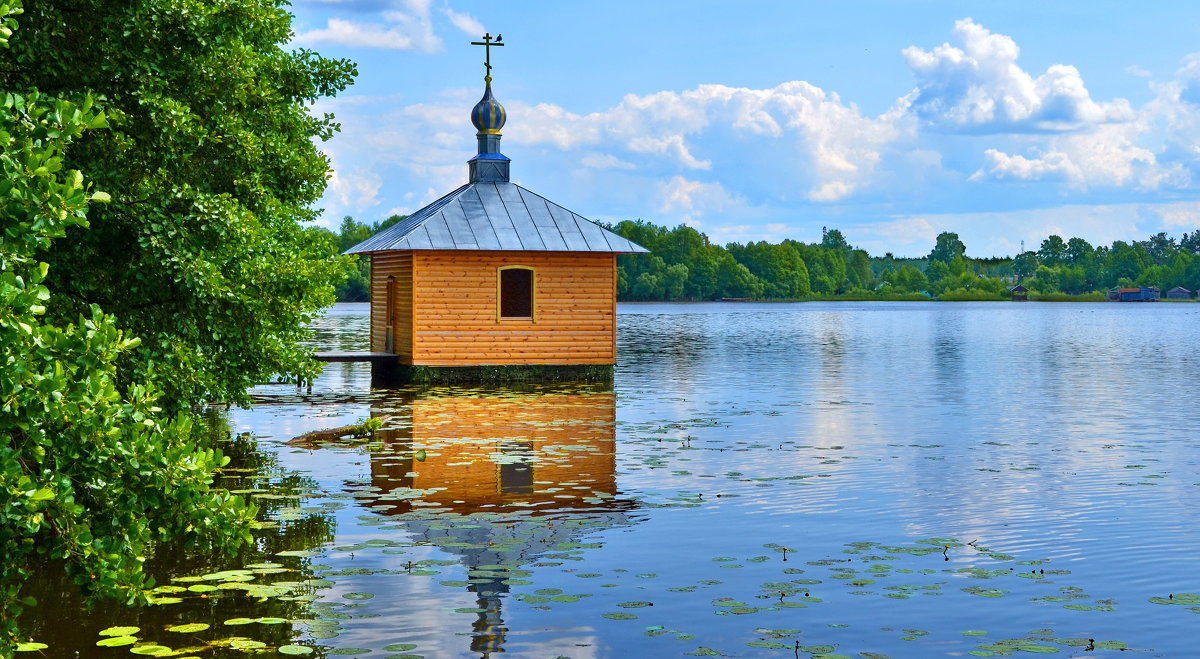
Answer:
[496, 265, 536, 322]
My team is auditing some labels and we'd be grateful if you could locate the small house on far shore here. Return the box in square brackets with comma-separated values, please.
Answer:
[1166, 286, 1192, 299]
[1008, 284, 1028, 301]
[1116, 286, 1160, 302]
[344, 35, 648, 384]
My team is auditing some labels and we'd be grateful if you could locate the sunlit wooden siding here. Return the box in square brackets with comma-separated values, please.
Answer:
[368, 251, 413, 359]
[409, 250, 616, 366]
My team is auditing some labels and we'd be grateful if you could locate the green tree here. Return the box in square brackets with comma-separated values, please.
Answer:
[0, 85, 255, 652]
[1102, 241, 1151, 287]
[1066, 237, 1095, 266]
[1181, 230, 1200, 255]
[729, 241, 810, 298]
[928, 232, 966, 264]
[715, 253, 764, 298]
[1013, 251, 1039, 280]
[926, 259, 950, 286]
[1038, 235, 1067, 266]
[0, 0, 351, 648]
[1030, 265, 1061, 293]
[1143, 232, 1177, 265]
[3, 0, 357, 410]
[888, 264, 930, 293]
[821, 228, 850, 251]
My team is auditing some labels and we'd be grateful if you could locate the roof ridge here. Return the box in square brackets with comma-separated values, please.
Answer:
[344, 181, 648, 255]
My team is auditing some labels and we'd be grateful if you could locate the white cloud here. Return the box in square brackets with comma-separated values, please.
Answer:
[972, 123, 1188, 190]
[443, 8, 484, 37]
[1150, 202, 1200, 229]
[657, 176, 745, 224]
[294, 0, 441, 51]
[903, 18, 1131, 132]
[508, 81, 909, 202]
[320, 152, 383, 221]
[580, 153, 636, 170]
[628, 135, 711, 169]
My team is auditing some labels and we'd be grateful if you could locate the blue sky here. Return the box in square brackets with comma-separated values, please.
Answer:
[292, 0, 1200, 257]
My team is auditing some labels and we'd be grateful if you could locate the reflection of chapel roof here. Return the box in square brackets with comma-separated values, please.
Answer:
[344, 181, 649, 254]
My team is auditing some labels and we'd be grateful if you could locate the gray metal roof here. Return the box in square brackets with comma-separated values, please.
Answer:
[344, 181, 649, 255]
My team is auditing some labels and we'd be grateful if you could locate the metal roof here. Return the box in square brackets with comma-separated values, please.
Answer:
[344, 181, 649, 255]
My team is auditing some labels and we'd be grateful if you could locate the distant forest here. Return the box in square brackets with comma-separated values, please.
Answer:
[324, 215, 1200, 302]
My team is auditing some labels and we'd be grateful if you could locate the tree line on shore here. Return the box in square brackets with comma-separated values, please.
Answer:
[329, 215, 1200, 302]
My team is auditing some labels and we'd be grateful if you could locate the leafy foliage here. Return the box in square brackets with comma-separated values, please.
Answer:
[2, 0, 357, 410]
[0, 83, 256, 652]
[0, 0, 352, 651]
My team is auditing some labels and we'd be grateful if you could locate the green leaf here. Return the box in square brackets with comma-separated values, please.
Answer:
[28, 488, 54, 501]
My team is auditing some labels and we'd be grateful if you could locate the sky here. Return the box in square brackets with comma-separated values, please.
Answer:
[290, 0, 1200, 257]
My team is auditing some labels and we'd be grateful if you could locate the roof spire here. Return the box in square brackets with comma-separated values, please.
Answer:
[468, 32, 510, 183]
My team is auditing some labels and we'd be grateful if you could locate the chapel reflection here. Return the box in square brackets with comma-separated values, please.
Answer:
[362, 386, 635, 657]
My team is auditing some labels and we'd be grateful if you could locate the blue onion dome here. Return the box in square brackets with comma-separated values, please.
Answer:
[471, 77, 506, 134]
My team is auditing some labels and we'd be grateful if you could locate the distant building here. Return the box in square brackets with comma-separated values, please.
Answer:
[1166, 286, 1192, 299]
[1117, 287, 1160, 302]
[1008, 284, 1028, 301]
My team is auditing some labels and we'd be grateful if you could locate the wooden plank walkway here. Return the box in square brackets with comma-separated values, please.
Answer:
[314, 351, 397, 363]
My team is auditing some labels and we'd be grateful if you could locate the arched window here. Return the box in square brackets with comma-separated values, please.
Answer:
[497, 266, 535, 321]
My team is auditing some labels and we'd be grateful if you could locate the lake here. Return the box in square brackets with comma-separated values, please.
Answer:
[20, 301, 1200, 657]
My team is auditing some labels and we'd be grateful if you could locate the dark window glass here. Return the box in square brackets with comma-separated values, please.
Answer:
[500, 268, 533, 318]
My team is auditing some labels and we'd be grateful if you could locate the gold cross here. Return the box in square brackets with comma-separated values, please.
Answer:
[470, 32, 504, 82]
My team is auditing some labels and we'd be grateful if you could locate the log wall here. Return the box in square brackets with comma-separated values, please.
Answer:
[409, 250, 617, 366]
[369, 251, 413, 359]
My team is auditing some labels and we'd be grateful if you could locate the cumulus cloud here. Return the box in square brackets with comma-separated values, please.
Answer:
[508, 81, 911, 202]
[1150, 202, 1200, 229]
[294, 0, 441, 51]
[903, 18, 1131, 132]
[972, 122, 1189, 190]
[319, 152, 383, 223]
[443, 8, 484, 36]
[657, 176, 746, 224]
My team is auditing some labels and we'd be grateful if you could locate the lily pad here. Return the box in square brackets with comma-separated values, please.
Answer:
[97, 636, 139, 647]
[99, 626, 141, 637]
[129, 645, 175, 656]
[279, 645, 315, 655]
[165, 623, 209, 633]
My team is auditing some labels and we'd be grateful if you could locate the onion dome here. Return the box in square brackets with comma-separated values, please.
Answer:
[471, 78, 506, 134]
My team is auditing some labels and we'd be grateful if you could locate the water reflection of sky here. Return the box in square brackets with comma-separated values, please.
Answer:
[225, 301, 1200, 657]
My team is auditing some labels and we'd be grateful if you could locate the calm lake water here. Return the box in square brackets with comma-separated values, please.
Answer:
[22, 301, 1200, 657]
